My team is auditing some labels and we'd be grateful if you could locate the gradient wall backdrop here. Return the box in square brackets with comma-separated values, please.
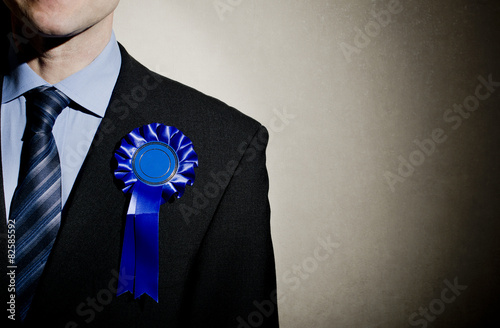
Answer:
[114, 1, 500, 327]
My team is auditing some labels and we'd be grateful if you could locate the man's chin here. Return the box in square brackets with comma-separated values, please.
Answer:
[32, 23, 93, 43]
[10, 12, 78, 39]
[29, 20, 81, 38]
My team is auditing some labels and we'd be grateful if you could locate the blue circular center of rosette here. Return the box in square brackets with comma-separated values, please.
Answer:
[132, 141, 179, 186]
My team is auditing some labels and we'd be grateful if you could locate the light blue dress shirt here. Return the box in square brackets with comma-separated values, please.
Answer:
[1, 32, 122, 218]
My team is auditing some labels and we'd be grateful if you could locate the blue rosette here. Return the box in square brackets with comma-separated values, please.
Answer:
[113, 123, 198, 301]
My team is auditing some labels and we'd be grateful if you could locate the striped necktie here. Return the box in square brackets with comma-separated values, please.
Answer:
[10, 86, 70, 321]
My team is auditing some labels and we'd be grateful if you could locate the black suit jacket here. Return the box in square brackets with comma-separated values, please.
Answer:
[0, 43, 279, 327]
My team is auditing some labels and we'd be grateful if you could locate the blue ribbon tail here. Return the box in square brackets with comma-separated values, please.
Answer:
[117, 191, 137, 296]
[135, 212, 159, 301]
[133, 182, 163, 302]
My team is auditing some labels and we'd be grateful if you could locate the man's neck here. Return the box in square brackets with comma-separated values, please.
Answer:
[11, 13, 114, 85]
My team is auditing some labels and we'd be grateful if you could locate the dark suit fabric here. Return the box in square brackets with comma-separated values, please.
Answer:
[1, 45, 279, 327]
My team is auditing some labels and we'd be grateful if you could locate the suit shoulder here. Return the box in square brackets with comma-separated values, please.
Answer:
[156, 73, 262, 135]
[119, 47, 263, 139]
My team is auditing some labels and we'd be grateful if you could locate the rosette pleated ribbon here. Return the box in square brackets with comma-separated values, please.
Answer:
[114, 123, 198, 301]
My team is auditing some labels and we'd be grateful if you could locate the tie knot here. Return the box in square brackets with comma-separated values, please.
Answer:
[25, 86, 70, 133]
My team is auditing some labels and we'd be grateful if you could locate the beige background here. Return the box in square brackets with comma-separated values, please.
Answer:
[114, 1, 500, 327]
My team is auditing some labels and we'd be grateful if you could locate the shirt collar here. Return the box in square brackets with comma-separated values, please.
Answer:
[2, 31, 122, 118]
